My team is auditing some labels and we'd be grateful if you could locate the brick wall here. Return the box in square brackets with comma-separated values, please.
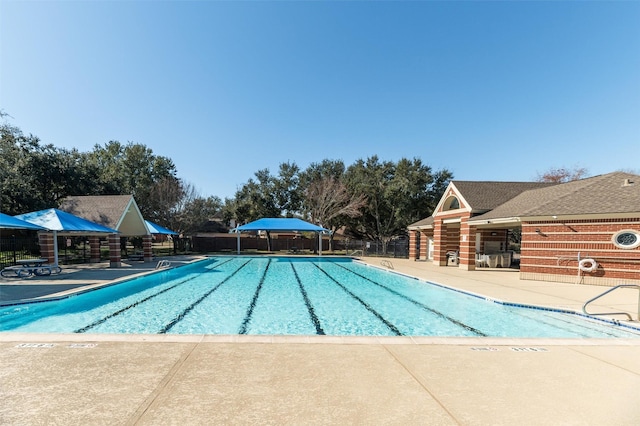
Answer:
[520, 218, 640, 285]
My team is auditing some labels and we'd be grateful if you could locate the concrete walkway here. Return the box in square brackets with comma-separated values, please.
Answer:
[1, 255, 640, 425]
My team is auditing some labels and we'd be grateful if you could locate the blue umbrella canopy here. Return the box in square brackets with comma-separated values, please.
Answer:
[15, 208, 119, 267]
[145, 220, 178, 235]
[230, 218, 331, 255]
[15, 208, 118, 234]
[231, 218, 330, 233]
[0, 212, 47, 230]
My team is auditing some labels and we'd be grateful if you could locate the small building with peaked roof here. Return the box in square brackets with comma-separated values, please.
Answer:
[59, 195, 152, 267]
[408, 172, 640, 286]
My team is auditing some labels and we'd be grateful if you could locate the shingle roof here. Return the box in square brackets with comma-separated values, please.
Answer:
[58, 195, 134, 228]
[472, 172, 640, 221]
[408, 216, 434, 228]
[452, 181, 556, 212]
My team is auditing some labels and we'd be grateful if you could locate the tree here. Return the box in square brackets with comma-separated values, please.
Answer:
[232, 168, 280, 224]
[305, 176, 366, 250]
[536, 166, 589, 183]
[88, 141, 178, 217]
[146, 176, 185, 225]
[273, 161, 302, 217]
[345, 156, 452, 254]
[299, 159, 365, 250]
[0, 119, 99, 214]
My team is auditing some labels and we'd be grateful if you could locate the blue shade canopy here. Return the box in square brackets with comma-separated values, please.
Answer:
[145, 220, 178, 235]
[0, 212, 47, 230]
[232, 218, 330, 233]
[15, 208, 119, 234]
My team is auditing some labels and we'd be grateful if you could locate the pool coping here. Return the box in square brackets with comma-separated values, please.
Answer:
[2, 256, 640, 341]
[2, 332, 640, 346]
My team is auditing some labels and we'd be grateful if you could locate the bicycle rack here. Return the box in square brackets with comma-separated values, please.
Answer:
[155, 260, 172, 270]
[582, 284, 640, 321]
[380, 260, 394, 269]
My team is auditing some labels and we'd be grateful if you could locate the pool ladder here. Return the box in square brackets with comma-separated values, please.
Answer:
[155, 260, 172, 270]
[582, 284, 640, 321]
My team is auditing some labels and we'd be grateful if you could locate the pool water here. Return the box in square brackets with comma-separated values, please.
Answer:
[1, 256, 639, 338]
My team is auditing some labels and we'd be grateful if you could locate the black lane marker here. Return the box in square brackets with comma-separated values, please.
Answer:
[160, 259, 252, 333]
[334, 263, 486, 337]
[290, 262, 325, 335]
[76, 258, 238, 333]
[238, 259, 272, 334]
[312, 263, 402, 336]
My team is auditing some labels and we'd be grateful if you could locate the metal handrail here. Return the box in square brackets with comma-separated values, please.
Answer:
[349, 250, 364, 257]
[582, 284, 640, 321]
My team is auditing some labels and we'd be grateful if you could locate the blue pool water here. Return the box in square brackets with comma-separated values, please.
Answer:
[1, 256, 639, 338]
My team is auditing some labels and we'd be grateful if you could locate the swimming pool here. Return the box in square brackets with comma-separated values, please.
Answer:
[1, 256, 639, 338]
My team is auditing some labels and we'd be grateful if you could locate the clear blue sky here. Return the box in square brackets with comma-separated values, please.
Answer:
[2, 1, 639, 199]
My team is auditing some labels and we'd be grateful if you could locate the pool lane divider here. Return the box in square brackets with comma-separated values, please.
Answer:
[159, 259, 252, 334]
[75, 258, 238, 333]
[334, 263, 487, 337]
[312, 263, 403, 336]
[290, 262, 325, 335]
[238, 259, 272, 334]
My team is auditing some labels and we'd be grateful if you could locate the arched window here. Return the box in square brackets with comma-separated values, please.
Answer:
[443, 196, 460, 211]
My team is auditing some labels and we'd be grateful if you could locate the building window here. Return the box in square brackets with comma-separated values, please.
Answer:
[444, 196, 460, 211]
[612, 230, 640, 249]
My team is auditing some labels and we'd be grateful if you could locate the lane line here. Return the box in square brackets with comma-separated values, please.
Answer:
[312, 263, 402, 336]
[160, 260, 252, 333]
[238, 259, 272, 334]
[75, 258, 236, 334]
[290, 262, 325, 335]
[334, 263, 486, 336]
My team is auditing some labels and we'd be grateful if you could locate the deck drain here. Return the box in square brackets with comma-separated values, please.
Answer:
[67, 343, 97, 348]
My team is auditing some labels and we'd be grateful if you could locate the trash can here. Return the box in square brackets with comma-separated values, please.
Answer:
[486, 254, 499, 268]
[499, 252, 512, 268]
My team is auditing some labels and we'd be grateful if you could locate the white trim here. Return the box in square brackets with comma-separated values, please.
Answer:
[432, 183, 472, 217]
[468, 217, 520, 226]
[611, 229, 640, 249]
[443, 218, 461, 224]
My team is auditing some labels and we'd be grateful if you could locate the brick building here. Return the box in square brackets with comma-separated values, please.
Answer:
[408, 172, 640, 286]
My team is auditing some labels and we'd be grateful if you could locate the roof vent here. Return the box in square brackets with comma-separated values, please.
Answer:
[622, 178, 635, 187]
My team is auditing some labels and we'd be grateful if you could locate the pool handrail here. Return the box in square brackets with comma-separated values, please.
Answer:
[582, 284, 640, 321]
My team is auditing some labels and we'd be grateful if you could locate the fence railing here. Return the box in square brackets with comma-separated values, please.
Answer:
[191, 235, 409, 258]
[0, 235, 41, 268]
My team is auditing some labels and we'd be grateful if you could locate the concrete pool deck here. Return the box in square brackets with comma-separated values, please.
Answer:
[1, 255, 639, 424]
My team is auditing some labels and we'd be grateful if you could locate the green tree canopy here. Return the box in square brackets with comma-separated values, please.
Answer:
[344, 156, 452, 252]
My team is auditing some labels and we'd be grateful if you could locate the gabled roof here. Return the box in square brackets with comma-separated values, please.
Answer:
[59, 195, 149, 236]
[471, 172, 640, 222]
[450, 181, 556, 213]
